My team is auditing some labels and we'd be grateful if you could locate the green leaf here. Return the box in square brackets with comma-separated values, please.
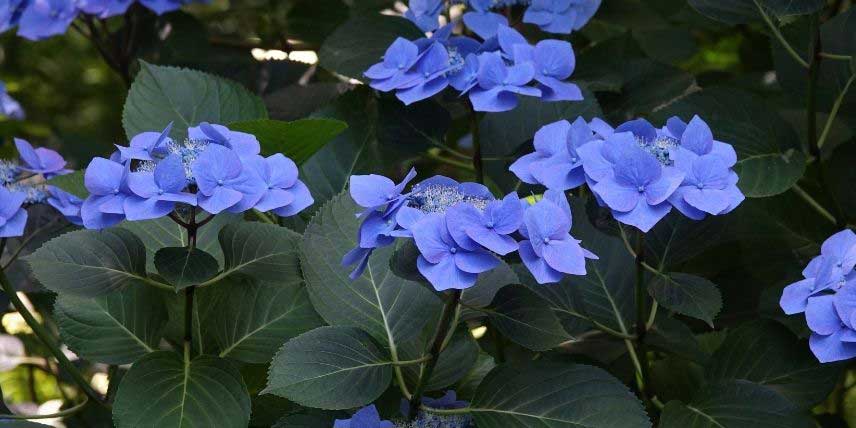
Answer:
[399, 327, 479, 391]
[648, 272, 722, 327]
[26, 228, 150, 297]
[272, 414, 337, 428]
[204, 276, 324, 364]
[653, 87, 806, 197]
[470, 363, 651, 428]
[154, 247, 219, 291]
[487, 285, 572, 351]
[120, 212, 239, 272]
[706, 320, 841, 408]
[218, 222, 302, 283]
[300, 192, 442, 349]
[54, 285, 167, 365]
[318, 14, 424, 79]
[480, 87, 603, 158]
[454, 353, 497, 401]
[659, 380, 813, 428]
[462, 261, 518, 312]
[228, 118, 348, 164]
[688, 0, 824, 25]
[123, 61, 267, 141]
[264, 326, 392, 410]
[113, 351, 251, 428]
[46, 170, 86, 198]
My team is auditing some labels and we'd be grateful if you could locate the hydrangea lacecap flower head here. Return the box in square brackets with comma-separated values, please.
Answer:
[405, 0, 443, 32]
[399, 390, 474, 428]
[334, 404, 394, 428]
[15, 138, 70, 178]
[523, 0, 602, 34]
[780, 230, 856, 362]
[46, 186, 83, 226]
[0, 81, 24, 120]
[462, 0, 508, 39]
[117, 122, 173, 162]
[0, 186, 28, 238]
[510, 117, 597, 191]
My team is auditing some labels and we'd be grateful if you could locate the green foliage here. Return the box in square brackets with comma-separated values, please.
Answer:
[154, 247, 219, 291]
[648, 272, 722, 327]
[228, 118, 347, 164]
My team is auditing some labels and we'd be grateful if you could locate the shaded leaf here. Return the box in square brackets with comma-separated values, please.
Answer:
[487, 284, 572, 351]
[228, 118, 347, 164]
[648, 272, 722, 327]
[399, 327, 479, 392]
[47, 171, 86, 198]
[154, 247, 219, 291]
[219, 222, 302, 283]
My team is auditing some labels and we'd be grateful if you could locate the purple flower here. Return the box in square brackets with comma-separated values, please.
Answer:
[667, 153, 744, 220]
[523, 0, 602, 34]
[405, 0, 443, 32]
[0, 82, 24, 120]
[81, 157, 129, 229]
[412, 213, 500, 291]
[463, 0, 508, 39]
[449, 53, 480, 93]
[118, 123, 173, 162]
[77, 0, 133, 18]
[518, 191, 595, 284]
[365, 38, 421, 92]
[469, 52, 540, 112]
[190, 144, 265, 215]
[46, 186, 82, 226]
[125, 154, 197, 221]
[0, 186, 28, 238]
[396, 42, 452, 105]
[15, 138, 69, 178]
[781, 230, 856, 314]
[0, 0, 28, 33]
[188, 123, 260, 159]
[248, 154, 314, 217]
[510, 117, 596, 190]
[805, 292, 856, 363]
[663, 116, 738, 165]
[138, 0, 184, 15]
[446, 192, 523, 255]
[334, 404, 394, 428]
[349, 168, 417, 215]
[422, 390, 469, 409]
[512, 39, 582, 102]
[16, 0, 76, 40]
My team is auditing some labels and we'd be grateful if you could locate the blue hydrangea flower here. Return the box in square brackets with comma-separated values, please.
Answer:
[349, 168, 418, 216]
[518, 190, 595, 284]
[15, 138, 69, 178]
[399, 391, 473, 428]
[0, 160, 21, 184]
[448, 53, 480, 93]
[365, 38, 422, 92]
[0, 0, 28, 33]
[190, 144, 265, 215]
[7, 182, 48, 204]
[125, 154, 197, 221]
[81, 157, 130, 229]
[405, 0, 443, 32]
[510, 117, 596, 190]
[412, 213, 500, 291]
[188, 122, 260, 159]
[446, 192, 523, 255]
[16, 0, 76, 41]
[77, 0, 134, 18]
[118, 123, 173, 162]
[523, 0, 602, 34]
[138, 0, 193, 15]
[805, 292, 856, 363]
[463, 0, 508, 39]
[46, 186, 83, 226]
[0, 186, 27, 238]
[396, 42, 452, 105]
[247, 154, 314, 217]
[781, 230, 856, 314]
[512, 39, 582, 101]
[0, 81, 24, 120]
[334, 404, 394, 428]
[469, 52, 540, 112]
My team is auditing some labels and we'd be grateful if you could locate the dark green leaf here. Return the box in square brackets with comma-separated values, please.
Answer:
[487, 284, 572, 351]
[470, 363, 651, 428]
[300, 192, 442, 349]
[154, 247, 219, 291]
[462, 261, 518, 310]
[688, 0, 824, 25]
[228, 118, 347, 164]
[318, 14, 424, 79]
[659, 380, 813, 428]
[454, 353, 497, 401]
[123, 62, 267, 140]
[54, 285, 167, 364]
[707, 320, 841, 408]
[26, 228, 149, 297]
[218, 222, 302, 283]
[204, 276, 324, 364]
[648, 272, 722, 327]
[653, 87, 806, 197]
[46, 171, 86, 198]
[647, 315, 708, 363]
[399, 327, 479, 392]
[113, 351, 250, 428]
[264, 326, 392, 410]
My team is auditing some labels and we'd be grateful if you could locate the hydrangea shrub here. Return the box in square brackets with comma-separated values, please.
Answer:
[0, 0, 854, 427]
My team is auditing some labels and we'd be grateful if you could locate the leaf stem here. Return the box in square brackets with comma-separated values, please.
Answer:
[817, 72, 856, 150]
[753, 0, 809, 69]
[792, 184, 837, 225]
[407, 290, 462, 419]
[0, 240, 106, 407]
[0, 396, 89, 420]
[819, 52, 853, 61]
[183, 208, 198, 362]
[469, 103, 484, 184]
[633, 230, 651, 404]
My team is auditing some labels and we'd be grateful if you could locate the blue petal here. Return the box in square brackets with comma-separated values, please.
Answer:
[446, 203, 484, 251]
[417, 255, 478, 291]
[519, 240, 564, 284]
[462, 11, 508, 40]
[680, 115, 714, 155]
[809, 330, 856, 363]
[779, 278, 816, 315]
[592, 176, 640, 213]
[616, 118, 657, 142]
[349, 174, 396, 209]
[412, 214, 453, 263]
[806, 295, 841, 336]
[453, 250, 500, 274]
[198, 186, 243, 214]
[612, 200, 671, 233]
[272, 180, 314, 217]
[542, 238, 587, 275]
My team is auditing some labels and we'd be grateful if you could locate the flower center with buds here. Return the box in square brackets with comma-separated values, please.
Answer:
[449, 247, 457, 254]
[637, 136, 679, 166]
[637, 185, 645, 193]
[407, 184, 490, 214]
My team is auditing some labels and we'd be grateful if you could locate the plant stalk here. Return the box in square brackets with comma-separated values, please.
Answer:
[633, 230, 651, 404]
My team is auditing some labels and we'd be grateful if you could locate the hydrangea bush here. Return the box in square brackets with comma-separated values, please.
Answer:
[0, 0, 855, 427]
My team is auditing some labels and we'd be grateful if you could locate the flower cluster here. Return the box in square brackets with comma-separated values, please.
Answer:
[1, 0, 207, 41]
[511, 116, 745, 232]
[365, 17, 583, 112]
[780, 230, 856, 363]
[343, 169, 595, 289]
[0, 81, 24, 120]
[334, 404, 394, 428]
[406, 0, 600, 35]
[80, 122, 313, 229]
[334, 391, 473, 428]
[0, 138, 82, 237]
